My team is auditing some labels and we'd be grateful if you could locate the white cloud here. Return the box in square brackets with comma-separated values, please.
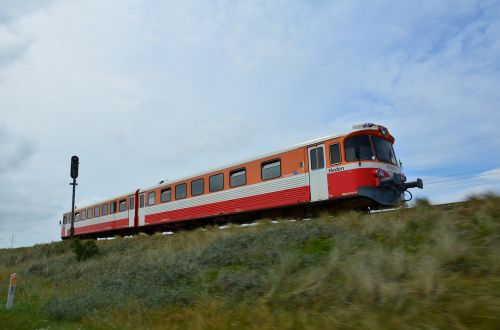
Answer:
[482, 168, 500, 181]
[0, 125, 36, 174]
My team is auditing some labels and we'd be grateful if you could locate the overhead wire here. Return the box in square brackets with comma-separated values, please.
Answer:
[425, 179, 495, 190]
[423, 181, 497, 192]
[421, 168, 497, 183]
[426, 172, 499, 185]
[417, 171, 499, 192]
[404, 166, 498, 194]
[393, 134, 500, 192]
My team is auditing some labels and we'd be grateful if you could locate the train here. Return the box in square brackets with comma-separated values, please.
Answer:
[61, 123, 423, 239]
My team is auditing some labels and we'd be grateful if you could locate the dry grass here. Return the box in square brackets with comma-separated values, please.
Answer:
[1, 194, 500, 329]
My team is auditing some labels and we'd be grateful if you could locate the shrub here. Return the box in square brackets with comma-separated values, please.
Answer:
[40, 241, 70, 257]
[70, 239, 99, 262]
[0, 253, 18, 267]
[28, 262, 47, 275]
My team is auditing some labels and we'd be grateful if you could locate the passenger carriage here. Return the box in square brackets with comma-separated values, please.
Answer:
[61, 123, 422, 239]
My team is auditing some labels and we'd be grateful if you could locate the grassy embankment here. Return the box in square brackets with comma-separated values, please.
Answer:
[1, 195, 500, 329]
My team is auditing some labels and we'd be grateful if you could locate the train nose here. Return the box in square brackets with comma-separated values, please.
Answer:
[358, 173, 424, 206]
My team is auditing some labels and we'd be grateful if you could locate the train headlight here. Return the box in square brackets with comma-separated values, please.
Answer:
[374, 169, 387, 177]
[379, 126, 389, 136]
[400, 173, 407, 183]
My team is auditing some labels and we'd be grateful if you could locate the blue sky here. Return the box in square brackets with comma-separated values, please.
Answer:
[0, 0, 499, 248]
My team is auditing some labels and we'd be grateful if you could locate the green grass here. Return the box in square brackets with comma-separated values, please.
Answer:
[1, 194, 500, 329]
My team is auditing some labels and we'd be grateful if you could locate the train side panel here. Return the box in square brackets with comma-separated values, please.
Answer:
[144, 174, 309, 225]
[62, 194, 134, 238]
[143, 147, 310, 225]
[73, 211, 129, 235]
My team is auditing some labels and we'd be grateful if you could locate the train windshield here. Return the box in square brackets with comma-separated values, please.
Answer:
[345, 135, 374, 161]
[344, 135, 398, 165]
[372, 136, 397, 165]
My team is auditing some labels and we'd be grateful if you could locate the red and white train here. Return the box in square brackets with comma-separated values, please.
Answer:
[61, 124, 423, 239]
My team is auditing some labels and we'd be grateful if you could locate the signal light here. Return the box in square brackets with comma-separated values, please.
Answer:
[71, 156, 79, 179]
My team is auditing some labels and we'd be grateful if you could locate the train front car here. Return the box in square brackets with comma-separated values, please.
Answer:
[328, 123, 422, 208]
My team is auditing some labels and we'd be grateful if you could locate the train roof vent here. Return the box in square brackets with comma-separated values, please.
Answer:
[352, 123, 379, 130]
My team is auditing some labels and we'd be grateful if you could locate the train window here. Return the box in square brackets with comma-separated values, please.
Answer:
[330, 143, 341, 164]
[317, 147, 325, 169]
[75, 212, 80, 221]
[262, 159, 281, 180]
[148, 192, 156, 206]
[191, 178, 204, 196]
[209, 173, 224, 192]
[371, 136, 397, 165]
[345, 135, 374, 162]
[175, 183, 187, 200]
[81, 211, 86, 220]
[111, 201, 117, 214]
[140, 194, 144, 208]
[309, 147, 324, 170]
[102, 204, 109, 216]
[130, 196, 135, 210]
[94, 206, 100, 217]
[87, 208, 93, 219]
[230, 168, 246, 187]
[119, 199, 127, 212]
[161, 188, 171, 203]
[310, 148, 318, 170]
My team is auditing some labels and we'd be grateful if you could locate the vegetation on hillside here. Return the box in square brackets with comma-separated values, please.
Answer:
[1, 194, 500, 329]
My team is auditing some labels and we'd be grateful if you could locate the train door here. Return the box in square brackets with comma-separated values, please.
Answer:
[128, 194, 135, 227]
[138, 192, 145, 226]
[308, 144, 329, 202]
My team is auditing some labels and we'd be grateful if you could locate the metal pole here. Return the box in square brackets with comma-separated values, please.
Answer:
[70, 178, 76, 240]
[69, 155, 79, 240]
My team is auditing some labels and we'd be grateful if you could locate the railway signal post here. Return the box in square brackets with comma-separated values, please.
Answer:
[70, 155, 79, 240]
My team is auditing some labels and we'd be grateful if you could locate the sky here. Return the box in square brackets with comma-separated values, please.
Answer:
[1, 0, 499, 248]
